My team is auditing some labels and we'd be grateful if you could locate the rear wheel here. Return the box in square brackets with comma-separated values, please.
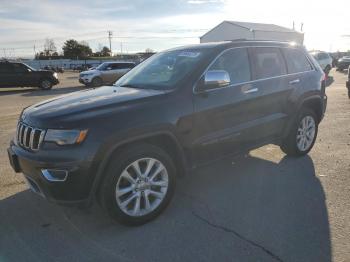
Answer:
[280, 108, 318, 156]
[100, 144, 176, 226]
[39, 79, 53, 90]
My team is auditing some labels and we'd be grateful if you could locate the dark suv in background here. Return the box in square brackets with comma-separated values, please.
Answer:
[0, 61, 59, 90]
[8, 41, 327, 225]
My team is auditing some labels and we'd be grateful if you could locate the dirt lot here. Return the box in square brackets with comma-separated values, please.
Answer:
[0, 71, 349, 262]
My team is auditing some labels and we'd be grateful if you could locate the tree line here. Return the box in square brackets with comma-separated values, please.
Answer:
[36, 39, 111, 60]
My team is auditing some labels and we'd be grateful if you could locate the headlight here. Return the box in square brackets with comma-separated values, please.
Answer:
[53, 72, 58, 79]
[81, 73, 94, 77]
[44, 129, 88, 145]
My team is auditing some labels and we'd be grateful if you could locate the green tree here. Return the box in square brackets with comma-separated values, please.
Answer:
[101, 46, 111, 56]
[62, 39, 93, 59]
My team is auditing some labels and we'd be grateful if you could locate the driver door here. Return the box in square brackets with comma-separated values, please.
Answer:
[192, 47, 260, 163]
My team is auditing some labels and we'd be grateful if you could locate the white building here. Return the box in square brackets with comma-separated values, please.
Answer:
[200, 21, 304, 44]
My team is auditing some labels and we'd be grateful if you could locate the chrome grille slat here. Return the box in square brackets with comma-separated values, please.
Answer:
[16, 122, 45, 151]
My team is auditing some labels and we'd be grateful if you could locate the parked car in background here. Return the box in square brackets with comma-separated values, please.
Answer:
[79, 62, 135, 87]
[336, 56, 350, 72]
[310, 51, 333, 75]
[8, 41, 327, 225]
[0, 61, 59, 90]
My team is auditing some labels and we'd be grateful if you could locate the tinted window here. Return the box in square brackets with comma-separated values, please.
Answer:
[209, 48, 251, 85]
[282, 48, 312, 73]
[12, 63, 28, 73]
[253, 47, 287, 79]
[0, 63, 12, 73]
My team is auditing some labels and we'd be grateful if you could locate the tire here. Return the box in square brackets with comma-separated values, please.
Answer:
[280, 108, 318, 156]
[100, 143, 176, 226]
[39, 79, 53, 90]
[91, 77, 103, 87]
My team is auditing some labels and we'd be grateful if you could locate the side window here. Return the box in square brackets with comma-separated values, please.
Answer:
[253, 47, 287, 79]
[282, 48, 312, 73]
[12, 63, 28, 73]
[209, 48, 251, 85]
[110, 63, 121, 70]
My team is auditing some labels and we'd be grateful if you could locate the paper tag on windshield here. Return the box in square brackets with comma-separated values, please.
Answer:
[178, 51, 200, 58]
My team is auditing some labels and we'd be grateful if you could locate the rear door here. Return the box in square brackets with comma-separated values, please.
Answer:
[240, 47, 291, 141]
[281, 47, 315, 115]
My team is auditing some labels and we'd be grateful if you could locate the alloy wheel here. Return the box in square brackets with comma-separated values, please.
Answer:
[115, 157, 169, 217]
[296, 115, 316, 152]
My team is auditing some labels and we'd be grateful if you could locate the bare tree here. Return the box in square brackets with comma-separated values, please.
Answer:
[145, 48, 154, 53]
[44, 38, 56, 56]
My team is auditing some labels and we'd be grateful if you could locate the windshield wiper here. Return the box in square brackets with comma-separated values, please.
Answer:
[118, 84, 143, 89]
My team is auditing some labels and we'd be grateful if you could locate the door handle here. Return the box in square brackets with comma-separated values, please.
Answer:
[243, 88, 258, 94]
[289, 79, 300, 85]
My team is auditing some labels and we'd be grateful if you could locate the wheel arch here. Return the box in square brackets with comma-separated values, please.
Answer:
[90, 131, 188, 204]
[300, 96, 323, 123]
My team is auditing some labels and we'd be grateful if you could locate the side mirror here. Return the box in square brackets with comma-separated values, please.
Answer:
[106, 67, 112, 71]
[197, 70, 231, 92]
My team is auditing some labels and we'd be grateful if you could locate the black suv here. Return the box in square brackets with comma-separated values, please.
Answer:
[0, 61, 59, 90]
[8, 41, 327, 225]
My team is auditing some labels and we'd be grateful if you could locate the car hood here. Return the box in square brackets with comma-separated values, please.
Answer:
[22, 86, 166, 127]
[80, 69, 99, 75]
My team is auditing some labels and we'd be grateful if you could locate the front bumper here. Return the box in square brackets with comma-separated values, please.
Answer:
[7, 142, 96, 206]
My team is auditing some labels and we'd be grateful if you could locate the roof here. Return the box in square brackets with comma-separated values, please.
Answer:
[226, 21, 298, 33]
[201, 21, 301, 39]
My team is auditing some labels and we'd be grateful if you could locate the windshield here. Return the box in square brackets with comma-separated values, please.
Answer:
[24, 63, 36, 71]
[96, 63, 108, 71]
[115, 49, 205, 90]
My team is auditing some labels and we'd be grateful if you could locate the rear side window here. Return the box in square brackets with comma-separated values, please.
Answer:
[282, 48, 313, 73]
[209, 48, 251, 85]
[253, 47, 287, 79]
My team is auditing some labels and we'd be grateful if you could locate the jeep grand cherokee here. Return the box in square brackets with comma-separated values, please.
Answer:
[8, 41, 327, 225]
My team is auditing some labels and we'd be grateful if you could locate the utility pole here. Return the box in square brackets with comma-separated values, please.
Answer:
[34, 44, 36, 59]
[108, 31, 113, 56]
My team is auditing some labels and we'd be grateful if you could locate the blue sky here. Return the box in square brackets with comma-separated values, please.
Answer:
[0, 0, 349, 58]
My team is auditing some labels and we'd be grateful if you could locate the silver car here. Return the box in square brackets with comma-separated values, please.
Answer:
[309, 51, 332, 75]
[79, 62, 135, 87]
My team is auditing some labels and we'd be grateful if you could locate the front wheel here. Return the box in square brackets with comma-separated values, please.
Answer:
[280, 109, 318, 156]
[100, 144, 176, 226]
[90, 77, 103, 87]
[39, 79, 53, 90]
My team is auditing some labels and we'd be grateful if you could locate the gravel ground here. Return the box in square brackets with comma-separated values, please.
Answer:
[0, 70, 349, 262]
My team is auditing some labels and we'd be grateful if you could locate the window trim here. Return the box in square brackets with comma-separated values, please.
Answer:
[193, 46, 315, 94]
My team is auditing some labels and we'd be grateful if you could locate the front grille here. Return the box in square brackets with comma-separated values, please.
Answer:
[16, 122, 45, 151]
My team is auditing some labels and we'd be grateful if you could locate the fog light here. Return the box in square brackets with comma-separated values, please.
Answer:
[41, 169, 68, 182]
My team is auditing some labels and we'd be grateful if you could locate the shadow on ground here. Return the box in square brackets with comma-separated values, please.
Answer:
[0, 154, 331, 262]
